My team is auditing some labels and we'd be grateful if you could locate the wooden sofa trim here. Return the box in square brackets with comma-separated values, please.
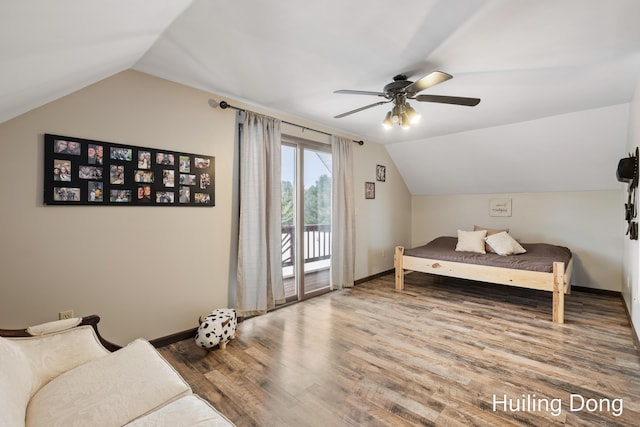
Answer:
[0, 314, 121, 352]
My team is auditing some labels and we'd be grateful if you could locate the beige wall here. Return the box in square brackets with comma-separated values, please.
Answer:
[354, 139, 412, 278]
[623, 75, 640, 341]
[411, 191, 624, 291]
[0, 70, 412, 344]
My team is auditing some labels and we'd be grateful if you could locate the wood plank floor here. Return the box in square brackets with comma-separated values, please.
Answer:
[159, 273, 640, 426]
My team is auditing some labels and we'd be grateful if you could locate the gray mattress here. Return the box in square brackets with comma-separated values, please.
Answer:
[403, 236, 572, 273]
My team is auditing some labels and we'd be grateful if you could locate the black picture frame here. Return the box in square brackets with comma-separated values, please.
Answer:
[365, 182, 375, 199]
[376, 164, 386, 182]
[44, 134, 215, 206]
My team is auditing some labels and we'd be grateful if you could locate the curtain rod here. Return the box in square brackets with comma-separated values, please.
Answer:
[209, 99, 364, 146]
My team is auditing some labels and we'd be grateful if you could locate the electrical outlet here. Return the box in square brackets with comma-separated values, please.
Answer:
[59, 310, 74, 320]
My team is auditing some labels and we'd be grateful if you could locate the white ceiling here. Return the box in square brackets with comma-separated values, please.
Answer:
[2, 0, 640, 194]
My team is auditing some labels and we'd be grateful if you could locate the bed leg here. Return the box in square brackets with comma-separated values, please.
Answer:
[395, 246, 405, 290]
[552, 262, 565, 324]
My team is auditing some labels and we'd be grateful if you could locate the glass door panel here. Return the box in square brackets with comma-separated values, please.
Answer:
[281, 145, 297, 300]
[302, 148, 331, 296]
[281, 141, 332, 302]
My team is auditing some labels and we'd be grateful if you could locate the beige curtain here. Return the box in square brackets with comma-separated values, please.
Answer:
[330, 136, 355, 289]
[236, 111, 285, 316]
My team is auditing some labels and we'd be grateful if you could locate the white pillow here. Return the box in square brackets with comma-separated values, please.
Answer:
[485, 231, 527, 256]
[26, 317, 81, 336]
[455, 229, 487, 254]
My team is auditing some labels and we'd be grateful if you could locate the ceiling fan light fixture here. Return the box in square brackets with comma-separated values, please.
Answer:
[400, 112, 411, 130]
[382, 111, 393, 129]
[405, 103, 421, 124]
[391, 104, 401, 123]
[334, 71, 480, 130]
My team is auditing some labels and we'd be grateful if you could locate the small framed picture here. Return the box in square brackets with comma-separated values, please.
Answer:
[365, 182, 375, 199]
[376, 165, 386, 182]
[156, 191, 174, 204]
[162, 169, 175, 187]
[110, 147, 132, 161]
[490, 198, 512, 217]
[53, 187, 80, 201]
[53, 139, 80, 155]
[179, 156, 190, 173]
[110, 189, 131, 203]
[179, 186, 191, 203]
[156, 152, 174, 166]
[87, 182, 103, 202]
[195, 157, 210, 168]
[138, 150, 151, 169]
[53, 160, 72, 182]
[195, 193, 211, 204]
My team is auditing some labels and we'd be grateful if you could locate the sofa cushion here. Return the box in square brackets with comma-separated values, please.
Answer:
[11, 325, 109, 392]
[26, 339, 191, 427]
[0, 336, 38, 427]
[125, 395, 235, 426]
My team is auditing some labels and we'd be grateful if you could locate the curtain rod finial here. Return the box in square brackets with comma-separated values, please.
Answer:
[355, 140, 364, 146]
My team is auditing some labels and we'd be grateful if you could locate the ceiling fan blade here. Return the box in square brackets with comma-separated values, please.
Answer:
[334, 101, 389, 118]
[404, 71, 452, 94]
[334, 89, 387, 97]
[414, 94, 481, 106]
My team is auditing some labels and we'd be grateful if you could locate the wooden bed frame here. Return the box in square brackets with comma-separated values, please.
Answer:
[394, 246, 574, 323]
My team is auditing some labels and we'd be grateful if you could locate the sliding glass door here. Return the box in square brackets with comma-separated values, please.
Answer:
[281, 138, 332, 301]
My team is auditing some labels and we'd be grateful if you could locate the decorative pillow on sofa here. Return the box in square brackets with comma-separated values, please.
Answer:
[485, 231, 526, 256]
[474, 225, 509, 253]
[455, 229, 487, 254]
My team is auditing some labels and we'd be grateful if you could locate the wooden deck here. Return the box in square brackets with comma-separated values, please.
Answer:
[159, 272, 640, 426]
[284, 268, 330, 298]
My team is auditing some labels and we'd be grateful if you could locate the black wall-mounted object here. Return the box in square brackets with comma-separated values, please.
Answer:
[617, 147, 638, 184]
[618, 147, 639, 240]
[44, 134, 215, 206]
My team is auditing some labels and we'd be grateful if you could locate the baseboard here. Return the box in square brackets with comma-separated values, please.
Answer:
[620, 296, 640, 352]
[150, 327, 197, 348]
[571, 285, 621, 297]
[355, 268, 394, 285]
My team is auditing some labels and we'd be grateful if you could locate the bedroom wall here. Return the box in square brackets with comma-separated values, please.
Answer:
[412, 190, 623, 291]
[623, 75, 640, 342]
[0, 70, 411, 345]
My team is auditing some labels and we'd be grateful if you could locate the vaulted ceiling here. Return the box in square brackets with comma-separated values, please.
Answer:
[2, 0, 640, 194]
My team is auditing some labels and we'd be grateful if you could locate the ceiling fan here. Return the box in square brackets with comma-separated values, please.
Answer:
[334, 71, 480, 129]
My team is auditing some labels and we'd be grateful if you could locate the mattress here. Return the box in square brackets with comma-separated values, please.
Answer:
[404, 236, 572, 273]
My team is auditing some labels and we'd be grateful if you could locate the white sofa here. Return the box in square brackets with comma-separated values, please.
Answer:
[0, 317, 234, 427]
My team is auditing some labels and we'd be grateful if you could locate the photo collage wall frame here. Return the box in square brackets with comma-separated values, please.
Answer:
[44, 134, 215, 206]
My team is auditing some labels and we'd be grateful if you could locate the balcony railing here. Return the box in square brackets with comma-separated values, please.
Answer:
[282, 224, 331, 268]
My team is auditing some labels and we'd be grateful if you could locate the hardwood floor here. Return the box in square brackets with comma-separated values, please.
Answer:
[159, 273, 640, 426]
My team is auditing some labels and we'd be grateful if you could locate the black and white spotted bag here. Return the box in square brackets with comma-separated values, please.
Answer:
[195, 308, 237, 349]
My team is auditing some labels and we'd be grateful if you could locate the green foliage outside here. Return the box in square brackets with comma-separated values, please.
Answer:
[281, 174, 331, 226]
